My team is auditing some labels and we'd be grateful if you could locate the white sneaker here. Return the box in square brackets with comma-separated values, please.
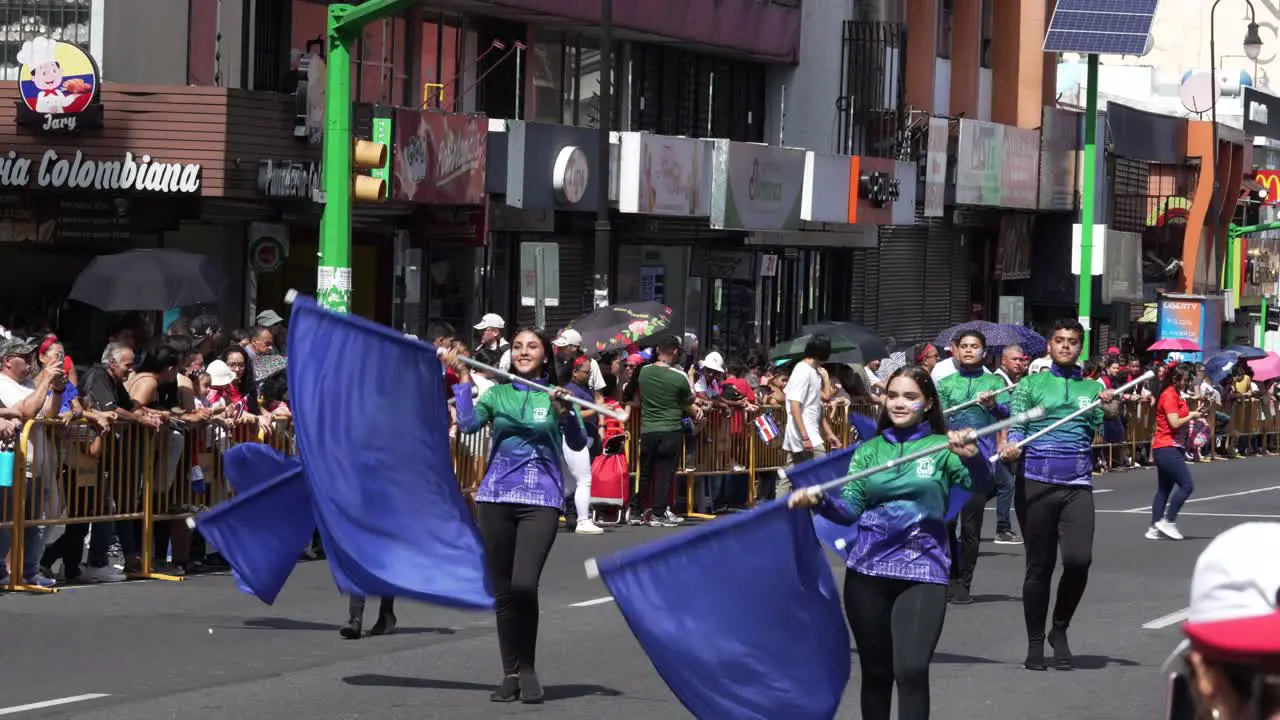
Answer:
[1154, 519, 1184, 540]
[80, 564, 126, 583]
[575, 519, 604, 535]
[1145, 526, 1164, 540]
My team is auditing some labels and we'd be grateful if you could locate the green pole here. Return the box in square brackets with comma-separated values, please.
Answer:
[1259, 295, 1268, 347]
[318, 3, 355, 314]
[1077, 54, 1099, 361]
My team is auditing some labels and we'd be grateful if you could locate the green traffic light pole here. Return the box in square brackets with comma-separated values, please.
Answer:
[1077, 54, 1100, 361]
[318, 0, 416, 314]
[1226, 221, 1280, 346]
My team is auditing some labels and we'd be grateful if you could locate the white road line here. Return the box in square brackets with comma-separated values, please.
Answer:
[1094, 489, 1115, 494]
[569, 596, 615, 608]
[0, 694, 110, 716]
[1120, 484, 1280, 513]
[1143, 608, 1190, 630]
[1163, 512, 1280, 519]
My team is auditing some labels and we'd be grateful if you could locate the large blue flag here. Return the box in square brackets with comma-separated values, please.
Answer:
[194, 457, 313, 604]
[785, 447, 860, 557]
[596, 501, 850, 720]
[287, 297, 493, 610]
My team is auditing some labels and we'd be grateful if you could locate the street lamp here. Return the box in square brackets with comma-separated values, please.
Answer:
[1210, 0, 1261, 299]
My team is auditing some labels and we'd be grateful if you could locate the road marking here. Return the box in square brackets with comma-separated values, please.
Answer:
[0, 694, 110, 716]
[1120, 484, 1280, 512]
[1094, 489, 1114, 494]
[1163, 512, 1280, 519]
[1143, 608, 1190, 630]
[569, 596, 615, 608]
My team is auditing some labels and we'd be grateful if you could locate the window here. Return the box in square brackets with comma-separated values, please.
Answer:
[980, 0, 994, 68]
[0, 0, 92, 80]
[530, 28, 563, 123]
[936, 0, 953, 60]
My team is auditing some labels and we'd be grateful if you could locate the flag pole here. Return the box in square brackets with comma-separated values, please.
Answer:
[942, 382, 1018, 415]
[284, 288, 629, 422]
[985, 370, 1153, 462]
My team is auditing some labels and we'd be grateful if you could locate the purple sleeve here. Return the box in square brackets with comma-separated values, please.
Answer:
[814, 495, 860, 526]
[561, 408, 588, 451]
[992, 402, 1011, 419]
[454, 383, 485, 433]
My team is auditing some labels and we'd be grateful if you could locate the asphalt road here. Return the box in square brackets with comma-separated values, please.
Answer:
[2, 456, 1278, 719]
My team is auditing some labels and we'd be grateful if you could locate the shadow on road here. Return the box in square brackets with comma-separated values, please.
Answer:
[238, 617, 457, 635]
[968, 593, 1020, 604]
[342, 674, 624, 700]
[1070, 655, 1142, 671]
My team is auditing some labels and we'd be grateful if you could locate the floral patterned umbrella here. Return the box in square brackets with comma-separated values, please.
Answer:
[564, 302, 674, 354]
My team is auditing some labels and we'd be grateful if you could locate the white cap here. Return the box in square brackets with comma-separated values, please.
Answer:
[553, 329, 583, 347]
[473, 313, 505, 331]
[700, 351, 726, 374]
[206, 360, 235, 387]
[17, 37, 57, 68]
[1164, 522, 1280, 670]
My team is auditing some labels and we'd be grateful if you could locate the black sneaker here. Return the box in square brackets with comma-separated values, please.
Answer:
[1048, 624, 1074, 670]
[950, 583, 973, 605]
[518, 666, 544, 704]
[1024, 639, 1048, 671]
[995, 531, 1023, 545]
[489, 675, 520, 703]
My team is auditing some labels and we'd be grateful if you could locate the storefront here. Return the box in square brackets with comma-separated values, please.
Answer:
[486, 121, 605, 331]
[0, 38, 251, 354]
[612, 132, 754, 356]
[948, 118, 1041, 333]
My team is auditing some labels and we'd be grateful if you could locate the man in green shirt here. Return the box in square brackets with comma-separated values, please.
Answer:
[624, 335, 701, 527]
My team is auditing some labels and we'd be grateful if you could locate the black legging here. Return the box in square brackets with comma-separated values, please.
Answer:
[947, 491, 987, 589]
[1015, 473, 1095, 641]
[844, 570, 948, 720]
[475, 502, 560, 675]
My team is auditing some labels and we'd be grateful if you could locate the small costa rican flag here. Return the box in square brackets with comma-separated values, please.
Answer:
[754, 414, 779, 443]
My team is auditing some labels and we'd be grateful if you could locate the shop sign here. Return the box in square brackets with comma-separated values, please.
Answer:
[0, 149, 200, 194]
[847, 155, 899, 226]
[1155, 294, 1222, 361]
[248, 223, 288, 274]
[690, 248, 753, 281]
[1039, 107, 1079, 211]
[923, 117, 949, 218]
[618, 133, 705, 217]
[552, 146, 588, 204]
[505, 122, 604, 212]
[1255, 169, 1280, 205]
[709, 140, 805, 232]
[1244, 86, 1280, 142]
[955, 119, 1004, 207]
[801, 152, 851, 224]
[257, 159, 320, 201]
[1001, 127, 1041, 210]
[15, 37, 103, 133]
[393, 110, 487, 205]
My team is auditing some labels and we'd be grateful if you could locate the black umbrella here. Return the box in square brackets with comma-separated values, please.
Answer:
[798, 322, 890, 363]
[563, 301, 674, 355]
[69, 249, 225, 312]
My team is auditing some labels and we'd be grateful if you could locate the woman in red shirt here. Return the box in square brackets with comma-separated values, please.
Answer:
[1148, 364, 1202, 542]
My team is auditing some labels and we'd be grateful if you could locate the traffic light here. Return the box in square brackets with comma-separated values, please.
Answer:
[352, 137, 388, 203]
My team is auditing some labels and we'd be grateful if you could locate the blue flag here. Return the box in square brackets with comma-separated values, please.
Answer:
[785, 447, 862, 558]
[194, 459, 313, 605]
[287, 297, 493, 610]
[596, 501, 850, 720]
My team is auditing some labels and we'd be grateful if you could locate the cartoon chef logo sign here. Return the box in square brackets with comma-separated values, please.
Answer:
[16, 37, 103, 133]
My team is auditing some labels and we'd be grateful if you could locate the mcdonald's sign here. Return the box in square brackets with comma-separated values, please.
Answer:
[1255, 169, 1280, 205]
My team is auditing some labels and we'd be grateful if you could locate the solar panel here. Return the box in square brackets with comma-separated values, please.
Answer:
[1043, 0, 1159, 56]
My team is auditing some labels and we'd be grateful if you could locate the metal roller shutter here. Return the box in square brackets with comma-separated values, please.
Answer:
[516, 235, 591, 333]
[849, 243, 880, 327]
[876, 214, 929, 343]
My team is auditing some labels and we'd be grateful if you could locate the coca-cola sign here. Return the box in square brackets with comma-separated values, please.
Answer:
[392, 110, 487, 205]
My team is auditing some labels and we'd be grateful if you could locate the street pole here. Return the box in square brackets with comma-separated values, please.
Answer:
[317, 0, 416, 314]
[318, 5, 354, 314]
[592, 0, 613, 310]
[1077, 54, 1099, 361]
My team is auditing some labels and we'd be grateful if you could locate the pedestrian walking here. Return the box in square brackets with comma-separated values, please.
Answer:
[935, 330, 1010, 604]
[998, 318, 1120, 671]
[447, 329, 589, 704]
[1147, 363, 1201, 541]
[340, 594, 396, 639]
[789, 365, 976, 720]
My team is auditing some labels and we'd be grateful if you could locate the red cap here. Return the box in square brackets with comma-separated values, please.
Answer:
[1184, 612, 1280, 662]
[1107, 346, 1120, 355]
[626, 353, 645, 366]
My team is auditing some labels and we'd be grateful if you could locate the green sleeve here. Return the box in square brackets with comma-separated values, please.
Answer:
[841, 443, 871, 515]
[935, 374, 959, 409]
[1009, 377, 1032, 435]
[943, 447, 972, 490]
[1086, 382, 1105, 431]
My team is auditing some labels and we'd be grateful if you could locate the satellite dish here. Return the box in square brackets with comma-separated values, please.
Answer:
[1181, 70, 1220, 114]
